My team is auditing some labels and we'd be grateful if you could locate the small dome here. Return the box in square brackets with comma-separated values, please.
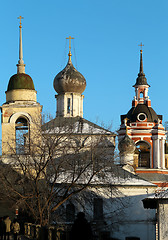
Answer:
[133, 72, 150, 87]
[118, 135, 136, 154]
[7, 73, 35, 91]
[126, 104, 158, 123]
[54, 60, 86, 94]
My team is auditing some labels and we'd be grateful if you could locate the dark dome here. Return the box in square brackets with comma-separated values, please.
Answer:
[126, 104, 158, 123]
[7, 73, 35, 91]
[54, 60, 86, 94]
[133, 72, 150, 87]
[118, 135, 136, 154]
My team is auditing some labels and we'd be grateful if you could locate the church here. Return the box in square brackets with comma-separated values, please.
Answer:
[0, 18, 168, 240]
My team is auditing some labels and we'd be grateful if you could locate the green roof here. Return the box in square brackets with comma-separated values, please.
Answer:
[7, 73, 35, 91]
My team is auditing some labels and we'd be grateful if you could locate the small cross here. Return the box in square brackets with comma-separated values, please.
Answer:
[138, 42, 144, 52]
[17, 16, 24, 27]
[66, 36, 74, 52]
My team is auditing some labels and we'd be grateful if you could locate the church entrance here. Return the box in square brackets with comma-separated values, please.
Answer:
[136, 141, 150, 168]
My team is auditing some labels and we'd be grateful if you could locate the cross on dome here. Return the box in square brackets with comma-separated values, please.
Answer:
[138, 42, 144, 53]
[66, 36, 74, 61]
[17, 16, 24, 28]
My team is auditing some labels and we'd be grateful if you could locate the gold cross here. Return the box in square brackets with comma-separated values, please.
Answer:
[17, 16, 24, 28]
[138, 42, 144, 52]
[66, 36, 74, 52]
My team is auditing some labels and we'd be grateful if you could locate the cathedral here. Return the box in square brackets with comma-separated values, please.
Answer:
[1, 19, 168, 240]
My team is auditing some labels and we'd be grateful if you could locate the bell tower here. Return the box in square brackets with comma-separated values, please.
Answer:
[1, 17, 42, 155]
[118, 45, 166, 173]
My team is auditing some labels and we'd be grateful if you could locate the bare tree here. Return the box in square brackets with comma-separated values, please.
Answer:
[0, 116, 116, 226]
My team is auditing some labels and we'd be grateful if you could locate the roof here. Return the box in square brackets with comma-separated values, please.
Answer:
[137, 172, 168, 184]
[7, 73, 35, 91]
[53, 59, 86, 94]
[96, 164, 157, 186]
[42, 116, 116, 136]
[126, 104, 159, 123]
[133, 72, 149, 87]
[55, 160, 156, 187]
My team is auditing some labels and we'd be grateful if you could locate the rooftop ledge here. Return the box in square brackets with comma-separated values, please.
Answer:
[136, 168, 168, 173]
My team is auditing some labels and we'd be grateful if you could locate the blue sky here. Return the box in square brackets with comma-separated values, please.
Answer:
[0, 0, 168, 132]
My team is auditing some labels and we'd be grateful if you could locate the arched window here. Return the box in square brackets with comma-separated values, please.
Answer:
[136, 141, 150, 168]
[140, 92, 143, 99]
[15, 117, 29, 154]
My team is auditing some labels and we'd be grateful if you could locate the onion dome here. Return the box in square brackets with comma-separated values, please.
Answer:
[7, 73, 35, 91]
[54, 52, 86, 94]
[126, 104, 159, 123]
[118, 134, 136, 154]
[133, 49, 150, 87]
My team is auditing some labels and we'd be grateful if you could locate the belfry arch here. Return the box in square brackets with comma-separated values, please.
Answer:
[9, 112, 32, 124]
[15, 116, 29, 154]
[135, 141, 151, 168]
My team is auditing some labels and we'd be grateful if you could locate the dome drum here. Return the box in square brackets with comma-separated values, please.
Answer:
[6, 89, 37, 102]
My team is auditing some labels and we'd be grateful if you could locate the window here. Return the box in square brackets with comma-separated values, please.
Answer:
[93, 198, 103, 220]
[137, 113, 147, 122]
[67, 98, 71, 113]
[140, 92, 143, 98]
[66, 203, 75, 222]
[136, 141, 150, 168]
[15, 117, 29, 154]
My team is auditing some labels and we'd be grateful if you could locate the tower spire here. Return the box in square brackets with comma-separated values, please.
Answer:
[138, 42, 144, 74]
[133, 43, 149, 87]
[66, 36, 74, 62]
[17, 16, 25, 73]
[132, 43, 150, 107]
